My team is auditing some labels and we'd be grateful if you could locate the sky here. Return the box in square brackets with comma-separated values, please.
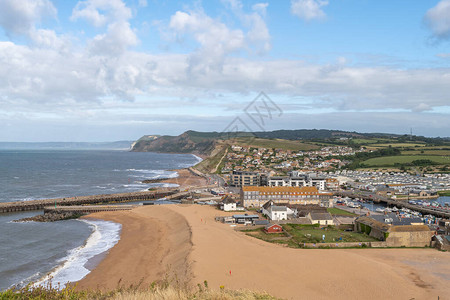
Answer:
[0, 0, 450, 142]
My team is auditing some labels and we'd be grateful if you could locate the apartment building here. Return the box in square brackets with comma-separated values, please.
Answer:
[241, 186, 328, 208]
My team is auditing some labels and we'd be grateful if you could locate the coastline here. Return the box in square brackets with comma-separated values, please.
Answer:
[72, 204, 450, 299]
[73, 206, 192, 291]
[35, 219, 122, 289]
[157, 168, 208, 189]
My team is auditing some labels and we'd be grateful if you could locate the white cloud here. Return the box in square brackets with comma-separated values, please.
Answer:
[169, 10, 246, 73]
[0, 0, 56, 36]
[168, 1, 270, 75]
[425, 0, 450, 39]
[222, 0, 271, 52]
[88, 21, 138, 56]
[138, 0, 148, 8]
[0, 0, 449, 140]
[412, 103, 432, 112]
[291, 0, 329, 21]
[71, 0, 132, 27]
[252, 3, 269, 17]
[71, 0, 138, 56]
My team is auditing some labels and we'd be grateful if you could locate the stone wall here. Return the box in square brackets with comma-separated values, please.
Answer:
[301, 241, 387, 248]
[386, 231, 434, 247]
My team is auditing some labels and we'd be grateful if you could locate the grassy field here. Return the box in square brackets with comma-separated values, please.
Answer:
[351, 138, 389, 144]
[438, 190, 450, 196]
[363, 155, 450, 166]
[232, 137, 320, 151]
[245, 224, 377, 246]
[369, 143, 427, 148]
[283, 224, 378, 244]
[327, 207, 357, 216]
[401, 150, 450, 156]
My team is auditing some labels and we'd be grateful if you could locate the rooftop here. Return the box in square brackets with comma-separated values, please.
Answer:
[242, 186, 319, 194]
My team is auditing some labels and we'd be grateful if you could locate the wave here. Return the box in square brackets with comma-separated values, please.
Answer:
[125, 168, 178, 180]
[34, 219, 121, 289]
[191, 154, 203, 163]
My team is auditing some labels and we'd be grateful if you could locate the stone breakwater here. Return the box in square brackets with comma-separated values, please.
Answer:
[14, 211, 85, 222]
[0, 188, 177, 213]
[15, 205, 137, 222]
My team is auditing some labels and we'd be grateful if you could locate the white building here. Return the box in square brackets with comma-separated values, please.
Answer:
[268, 172, 327, 191]
[262, 201, 295, 221]
[220, 197, 237, 211]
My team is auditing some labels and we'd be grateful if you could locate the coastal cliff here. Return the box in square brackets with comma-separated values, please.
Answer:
[131, 131, 218, 156]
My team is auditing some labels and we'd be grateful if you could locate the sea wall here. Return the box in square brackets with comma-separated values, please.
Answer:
[301, 241, 388, 248]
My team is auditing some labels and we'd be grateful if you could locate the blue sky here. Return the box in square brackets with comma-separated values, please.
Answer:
[0, 0, 449, 141]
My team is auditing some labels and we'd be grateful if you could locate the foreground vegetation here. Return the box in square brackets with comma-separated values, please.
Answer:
[0, 280, 278, 300]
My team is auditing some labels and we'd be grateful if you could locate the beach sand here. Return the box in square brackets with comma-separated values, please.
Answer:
[76, 205, 450, 299]
[75, 206, 192, 291]
[160, 168, 208, 189]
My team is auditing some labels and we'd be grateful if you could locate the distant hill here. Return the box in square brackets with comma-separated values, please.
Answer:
[131, 131, 217, 155]
[131, 129, 449, 156]
[0, 141, 134, 150]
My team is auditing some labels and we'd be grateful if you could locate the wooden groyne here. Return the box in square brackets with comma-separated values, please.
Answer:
[0, 189, 177, 213]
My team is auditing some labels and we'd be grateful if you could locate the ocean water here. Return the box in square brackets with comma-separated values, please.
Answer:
[0, 150, 201, 290]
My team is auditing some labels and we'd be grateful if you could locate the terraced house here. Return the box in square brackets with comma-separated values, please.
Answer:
[241, 186, 331, 208]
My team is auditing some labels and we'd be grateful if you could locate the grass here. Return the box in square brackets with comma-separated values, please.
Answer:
[0, 280, 279, 300]
[437, 190, 450, 196]
[327, 207, 357, 216]
[232, 137, 320, 151]
[283, 224, 378, 244]
[245, 224, 377, 246]
[194, 145, 228, 173]
[400, 150, 450, 156]
[351, 138, 385, 144]
[363, 155, 450, 166]
[369, 143, 427, 148]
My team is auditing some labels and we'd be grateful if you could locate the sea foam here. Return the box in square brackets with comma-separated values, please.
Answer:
[35, 219, 121, 289]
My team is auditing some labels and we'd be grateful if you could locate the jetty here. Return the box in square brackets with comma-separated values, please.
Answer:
[0, 189, 177, 213]
[336, 191, 450, 219]
[43, 204, 136, 214]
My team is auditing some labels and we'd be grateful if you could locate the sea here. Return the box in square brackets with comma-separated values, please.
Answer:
[0, 149, 201, 291]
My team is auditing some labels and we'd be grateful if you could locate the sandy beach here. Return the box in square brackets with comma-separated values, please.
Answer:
[160, 168, 208, 189]
[76, 204, 450, 299]
[75, 206, 192, 291]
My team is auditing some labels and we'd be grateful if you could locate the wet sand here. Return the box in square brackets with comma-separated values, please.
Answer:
[75, 204, 450, 299]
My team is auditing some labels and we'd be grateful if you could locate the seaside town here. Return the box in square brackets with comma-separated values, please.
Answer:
[2, 0, 450, 298]
[188, 144, 450, 251]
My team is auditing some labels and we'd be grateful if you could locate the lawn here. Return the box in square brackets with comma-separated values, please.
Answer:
[327, 207, 357, 216]
[244, 224, 378, 247]
[283, 224, 378, 244]
[363, 155, 450, 166]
